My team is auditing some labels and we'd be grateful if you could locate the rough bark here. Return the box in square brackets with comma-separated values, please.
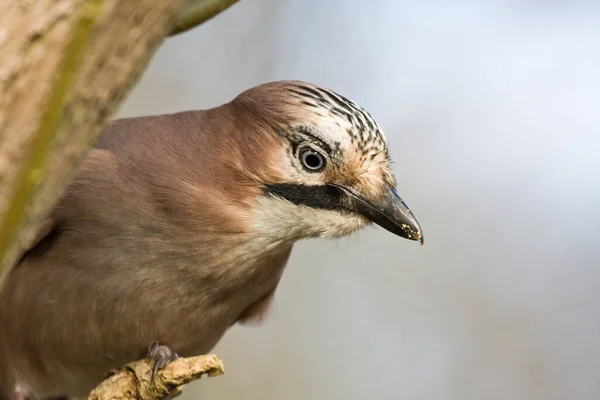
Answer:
[87, 355, 225, 400]
[0, 0, 238, 289]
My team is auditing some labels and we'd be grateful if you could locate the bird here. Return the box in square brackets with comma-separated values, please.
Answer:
[0, 80, 423, 400]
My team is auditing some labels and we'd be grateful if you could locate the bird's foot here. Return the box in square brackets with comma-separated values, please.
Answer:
[147, 342, 179, 382]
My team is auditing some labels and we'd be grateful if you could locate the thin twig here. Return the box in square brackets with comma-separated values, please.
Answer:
[87, 354, 225, 400]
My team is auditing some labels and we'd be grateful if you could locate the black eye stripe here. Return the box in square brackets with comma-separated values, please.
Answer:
[264, 183, 343, 211]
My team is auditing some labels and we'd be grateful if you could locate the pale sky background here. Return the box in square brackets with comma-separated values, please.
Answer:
[117, 1, 600, 399]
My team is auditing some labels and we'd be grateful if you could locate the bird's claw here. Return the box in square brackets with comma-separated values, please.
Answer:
[147, 342, 179, 383]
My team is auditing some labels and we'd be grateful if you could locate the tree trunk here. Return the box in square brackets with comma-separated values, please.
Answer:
[0, 0, 191, 288]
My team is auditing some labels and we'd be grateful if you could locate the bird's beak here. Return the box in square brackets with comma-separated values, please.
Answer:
[333, 184, 424, 244]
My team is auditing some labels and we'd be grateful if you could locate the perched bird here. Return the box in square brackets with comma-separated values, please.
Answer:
[0, 81, 422, 399]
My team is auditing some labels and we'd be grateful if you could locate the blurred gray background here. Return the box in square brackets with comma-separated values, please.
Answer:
[116, 1, 600, 399]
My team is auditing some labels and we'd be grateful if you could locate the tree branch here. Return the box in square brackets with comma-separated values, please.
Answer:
[87, 355, 225, 400]
[170, 0, 239, 36]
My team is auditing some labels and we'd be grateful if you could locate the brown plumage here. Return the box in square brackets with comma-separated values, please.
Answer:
[0, 81, 422, 399]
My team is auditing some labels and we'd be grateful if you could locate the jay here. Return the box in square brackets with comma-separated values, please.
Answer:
[0, 81, 422, 399]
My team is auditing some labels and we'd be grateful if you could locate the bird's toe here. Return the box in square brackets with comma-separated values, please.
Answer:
[146, 342, 179, 382]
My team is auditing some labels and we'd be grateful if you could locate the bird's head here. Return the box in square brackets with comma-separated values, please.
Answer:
[224, 81, 422, 245]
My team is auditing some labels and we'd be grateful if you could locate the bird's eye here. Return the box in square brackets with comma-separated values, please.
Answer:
[300, 148, 326, 172]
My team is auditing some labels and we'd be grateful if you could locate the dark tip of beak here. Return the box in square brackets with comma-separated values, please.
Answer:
[333, 185, 424, 244]
[389, 187, 424, 245]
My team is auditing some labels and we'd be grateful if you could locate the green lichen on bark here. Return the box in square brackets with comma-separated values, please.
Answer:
[0, 0, 103, 284]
